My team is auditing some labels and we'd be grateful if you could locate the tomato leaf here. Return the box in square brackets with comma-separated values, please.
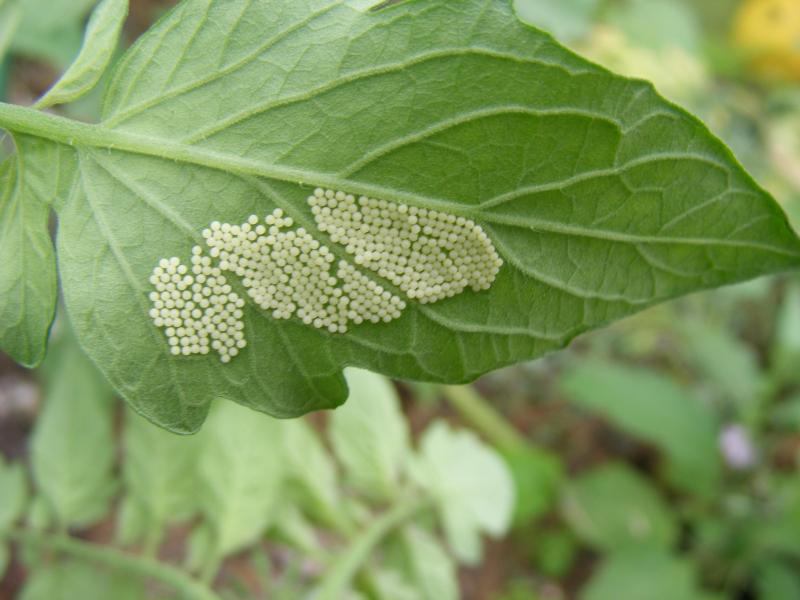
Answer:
[0, 0, 798, 430]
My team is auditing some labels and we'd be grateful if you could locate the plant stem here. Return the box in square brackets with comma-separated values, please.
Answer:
[8, 528, 221, 600]
[311, 496, 425, 600]
[442, 384, 527, 452]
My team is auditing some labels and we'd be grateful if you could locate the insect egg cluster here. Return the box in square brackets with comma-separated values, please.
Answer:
[148, 253, 246, 363]
[149, 189, 505, 363]
[307, 189, 503, 303]
[202, 209, 406, 333]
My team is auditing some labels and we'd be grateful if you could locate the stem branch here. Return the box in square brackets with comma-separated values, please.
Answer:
[8, 528, 220, 600]
[442, 384, 527, 452]
[311, 497, 424, 600]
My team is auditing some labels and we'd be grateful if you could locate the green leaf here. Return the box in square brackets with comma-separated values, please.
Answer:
[30, 330, 117, 528]
[0, 542, 8, 580]
[773, 282, 800, 383]
[369, 569, 422, 600]
[676, 320, 762, 413]
[121, 407, 202, 542]
[503, 446, 562, 525]
[409, 421, 514, 565]
[560, 361, 722, 498]
[756, 561, 800, 600]
[115, 495, 147, 545]
[195, 400, 284, 559]
[281, 418, 343, 527]
[0, 0, 798, 430]
[0, 1, 22, 62]
[602, 0, 700, 53]
[562, 463, 676, 551]
[36, 0, 128, 109]
[0, 456, 27, 531]
[0, 145, 57, 367]
[330, 368, 410, 500]
[581, 549, 703, 600]
[20, 562, 143, 600]
[402, 526, 458, 600]
[513, 0, 598, 42]
[11, 0, 98, 67]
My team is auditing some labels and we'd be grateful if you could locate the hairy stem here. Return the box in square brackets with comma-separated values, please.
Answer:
[311, 496, 425, 600]
[442, 384, 527, 452]
[8, 528, 221, 600]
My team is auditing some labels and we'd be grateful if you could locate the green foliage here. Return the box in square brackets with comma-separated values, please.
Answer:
[410, 421, 514, 565]
[30, 329, 116, 529]
[119, 408, 202, 545]
[20, 562, 144, 600]
[193, 400, 284, 562]
[10, 0, 98, 68]
[5, 353, 512, 599]
[676, 319, 762, 414]
[0, 455, 26, 530]
[513, 0, 599, 41]
[0, 0, 796, 430]
[331, 368, 410, 501]
[562, 463, 676, 551]
[36, 0, 128, 109]
[561, 361, 722, 497]
[503, 445, 562, 525]
[581, 549, 704, 600]
[603, 0, 700, 52]
[756, 561, 800, 600]
[281, 418, 342, 527]
[0, 149, 57, 368]
[0, 0, 22, 62]
[401, 526, 459, 600]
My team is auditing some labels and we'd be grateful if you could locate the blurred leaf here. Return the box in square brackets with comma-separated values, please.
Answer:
[678, 320, 762, 413]
[773, 283, 800, 382]
[513, 0, 598, 42]
[503, 446, 563, 526]
[115, 495, 146, 546]
[31, 332, 116, 528]
[0, 543, 7, 579]
[563, 463, 677, 551]
[330, 368, 410, 501]
[0, 147, 57, 368]
[272, 503, 321, 558]
[282, 418, 342, 526]
[11, 0, 97, 67]
[603, 0, 700, 53]
[409, 421, 514, 565]
[19, 561, 143, 600]
[0, 1, 22, 62]
[402, 526, 458, 600]
[561, 361, 721, 498]
[532, 528, 578, 578]
[121, 408, 202, 542]
[184, 521, 214, 573]
[36, 0, 128, 109]
[0, 456, 26, 530]
[581, 549, 702, 600]
[756, 561, 800, 600]
[370, 569, 421, 600]
[771, 393, 800, 429]
[25, 496, 51, 532]
[196, 401, 284, 559]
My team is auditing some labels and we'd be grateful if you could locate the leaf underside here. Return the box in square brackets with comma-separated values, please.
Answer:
[0, 141, 58, 368]
[4, 0, 800, 431]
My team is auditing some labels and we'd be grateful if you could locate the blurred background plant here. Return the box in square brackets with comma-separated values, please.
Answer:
[1, 0, 799, 598]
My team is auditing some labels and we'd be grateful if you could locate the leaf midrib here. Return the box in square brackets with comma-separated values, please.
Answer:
[2, 103, 794, 262]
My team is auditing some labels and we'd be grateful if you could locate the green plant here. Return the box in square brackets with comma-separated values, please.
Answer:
[0, 324, 514, 600]
[1, 0, 798, 431]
